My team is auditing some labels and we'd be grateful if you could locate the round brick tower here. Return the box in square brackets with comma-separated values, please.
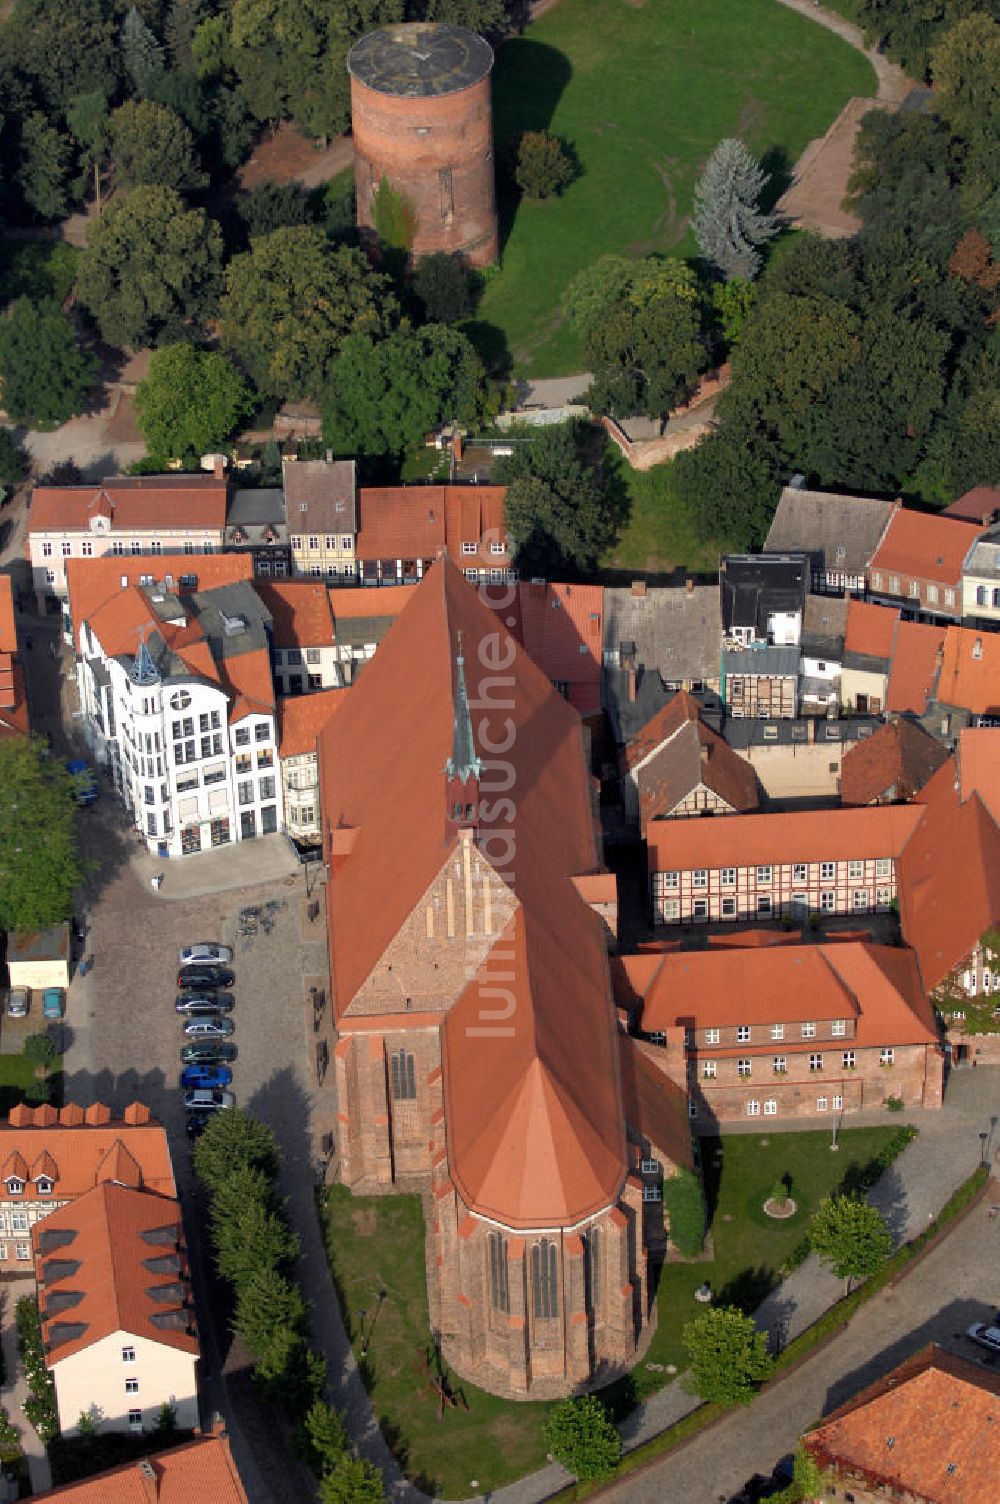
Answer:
[348, 23, 498, 267]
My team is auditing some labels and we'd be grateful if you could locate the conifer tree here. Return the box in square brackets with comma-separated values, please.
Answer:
[692, 138, 777, 280]
[122, 6, 164, 96]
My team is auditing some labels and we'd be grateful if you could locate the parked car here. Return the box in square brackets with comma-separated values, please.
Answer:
[180, 1064, 233, 1092]
[183, 1088, 234, 1112]
[42, 988, 63, 1020]
[186, 1111, 213, 1141]
[6, 988, 29, 1019]
[182, 1016, 235, 1040]
[178, 942, 233, 967]
[967, 1322, 1000, 1353]
[177, 965, 235, 991]
[174, 992, 235, 1016]
[66, 758, 98, 806]
[180, 1040, 237, 1065]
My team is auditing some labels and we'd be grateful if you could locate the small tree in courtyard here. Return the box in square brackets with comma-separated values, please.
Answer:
[692, 138, 777, 280]
[682, 1306, 773, 1405]
[318, 1455, 385, 1504]
[543, 1395, 622, 1479]
[809, 1194, 892, 1294]
[515, 131, 575, 200]
[23, 1033, 59, 1077]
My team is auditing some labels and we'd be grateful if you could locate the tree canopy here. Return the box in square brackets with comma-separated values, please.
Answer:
[692, 138, 777, 280]
[682, 1306, 774, 1405]
[321, 324, 490, 461]
[809, 1195, 893, 1293]
[495, 420, 625, 575]
[220, 227, 397, 399]
[75, 184, 224, 349]
[0, 298, 98, 427]
[135, 343, 254, 460]
[0, 737, 83, 932]
[542, 1397, 622, 1480]
[108, 99, 206, 192]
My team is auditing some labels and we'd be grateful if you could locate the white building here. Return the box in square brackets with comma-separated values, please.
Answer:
[74, 575, 283, 857]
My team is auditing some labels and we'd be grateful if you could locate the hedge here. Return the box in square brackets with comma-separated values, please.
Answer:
[663, 1168, 705, 1257]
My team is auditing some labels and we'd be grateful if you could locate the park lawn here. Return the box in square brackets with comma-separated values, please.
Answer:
[634, 1127, 907, 1398]
[474, 0, 875, 377]
[600, 455, 732, 578]
[323, 1126, 905, 1489]
[322, 1186, 555, 1496]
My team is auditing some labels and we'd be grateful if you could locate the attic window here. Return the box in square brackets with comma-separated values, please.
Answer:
[36, 1177, 53, 1196]
[947, 1464, 958, 1475]
[886, 1438, 895, 1450]
[973, 638, 983, 660]
[6, 1178, 22, 1195]
[299, 504, 308, 512]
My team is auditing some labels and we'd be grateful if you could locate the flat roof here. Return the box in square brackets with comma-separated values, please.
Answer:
[347, 23, 493, 97]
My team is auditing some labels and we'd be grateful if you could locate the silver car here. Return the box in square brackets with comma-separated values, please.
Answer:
[183, 1088, 234, 1111]
[182, 1016, 235, 1040]
[178, 942, 234, 967]
[5, 988, 28, 1019]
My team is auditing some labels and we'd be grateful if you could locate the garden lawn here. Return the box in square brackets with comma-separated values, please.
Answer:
[323, 1187, 554, 1495]
[0, 1054, 59, 1114]
[600, 455, 733, 577]
[634, 1127, 909, 1399]
[323, 1127, 907, 1489]
[474, 0, 875, 377]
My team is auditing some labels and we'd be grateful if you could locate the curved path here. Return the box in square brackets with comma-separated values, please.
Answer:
[773, 0, 912, 105]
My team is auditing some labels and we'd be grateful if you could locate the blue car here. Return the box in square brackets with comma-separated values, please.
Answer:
[180, 1064, 233, 1092]
[66, 759, 98, 806]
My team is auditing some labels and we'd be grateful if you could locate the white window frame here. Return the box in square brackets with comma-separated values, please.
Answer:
[820, 862, 836, 881]
[802, 1021, 816, 1039]
[756, 865, 772, 884]
[122, 1346, 136, 1363]
[763, 1099, 777, 1116]
[692, 869, 708, 888]
[720, 867, 736, 886]
[737, 1059, 751, 1078]
[461, 541, 478, 556]
[880, 1047, 894, 1066]
[746, 1100, 760, 1117]
[662, 871, 679, 889]
[809, 1052, 824, 1072]
[737, 1025, 751, 1043]
[772, 1056, 786, 1073]
[704, 1028, 720, 1045]
[702, 1061, 717, 1079]
[816, 1096, 828, 1113]
[721, 896, 737, 917]
[820, 890, 835, 912]
[848, 860, 864, 880]
[771, 1023, 784, 1041]
[831, 1019, 846, 1038]
[842, 1051, 856, 1069]
[792, 863, 807, 882]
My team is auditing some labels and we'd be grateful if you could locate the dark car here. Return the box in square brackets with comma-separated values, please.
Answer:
[186, 1111, 213, 1141]
[177, 965, 235, 991]
[180, 1041, 238, 1066]
[174, 992, 235, 1016]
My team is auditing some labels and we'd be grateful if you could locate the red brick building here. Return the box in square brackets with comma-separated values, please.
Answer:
[622, 690, 760, 831]
[867, 510, 982, 620]
[647, 805, 921, 926]
[623, 938, 943, 1123]
[317, 561, 692, 1399]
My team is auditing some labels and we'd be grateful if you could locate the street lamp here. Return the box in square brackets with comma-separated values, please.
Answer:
[980, 1130, 990, 1168]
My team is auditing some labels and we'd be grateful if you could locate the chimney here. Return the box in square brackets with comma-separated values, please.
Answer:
[631, 579, 647, 598]
[212, 455, 225, 482]
[685, 577, 694, 595]
[136, 1459, 160, 1504]
[627, 668, 637, 703]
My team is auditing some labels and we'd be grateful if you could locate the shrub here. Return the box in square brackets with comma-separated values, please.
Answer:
[682, 1306, 774, 1405]
[515, 131, 575, 199]
[543, 1395, 623, 1479]
[23, 1033, 59, 1073]
[16, 1298, 58, 1442]
[663, 1167, 705, 1257]
[412, 253, 472, 324]
[886, 1095, 905, 1113]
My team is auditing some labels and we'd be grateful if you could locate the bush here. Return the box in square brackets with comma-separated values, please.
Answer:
[23, 1033, 59, 1073]
[663, 1167, 705, 1257]
[683, 1306, 774, 1405]
[16, 1298, 58, 1442]
[543, 1396, 622, 1480]
[885, 1095, 905, 1113]
[515, 131, 575, 199]
[0, 427, 28, 490]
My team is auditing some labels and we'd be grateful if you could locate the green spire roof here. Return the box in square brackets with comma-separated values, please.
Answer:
[446, 631, 481, 782]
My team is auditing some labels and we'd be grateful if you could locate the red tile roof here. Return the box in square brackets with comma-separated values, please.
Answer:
[840, 719, 949, 806]
[646, 803, 922, 874]
[0, 576, 28, 738]
[942, 486, 1000, 524]
[885, 619, 945, 713]
[328, 585, 412, 620]
[511, 582, 603, 715]
[319, 560, 627, 1230]
[640, 941, 937, 1047]
[844, 600, 899, 661]
[32, 1434, 248, 1503]
[220, 647, 274, 720]
[869, 509, 982, 586]
[277, 688, 347, 759]
[65, 554, 254, 651]
[804, 1344, 1000, 1504]
[35, 1181, 197, 1364]
[896, 757, 1000, 991]
[626, 691, 759, 824]
[255, 581, 334, 647]
[618, 1035, 694, 1170]
[957, 728, 1000, 824]
[30, 476, 228, 535]
[355, 485, 507, 567]
[937, 625, 1000, 714]
[0, 1105, 175, 1200]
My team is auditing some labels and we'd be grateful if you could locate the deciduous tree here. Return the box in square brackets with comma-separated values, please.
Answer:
[931, 14, 1000, 146]
[108, 99, 206, 193]
[542, 1396, 622, 1480]
[0, 299, 98, 427]
[9, 0, 121, 121]
[135, 343, 253, 460]
[221, 227, 397, 399]
[682, 1306, 774, 1405]
[75, 185, 223, 349]
[67, 91, 111, 210]
[692, 138, 777, 280]
[809, 1195, 892, 1294]
[495, 420, 623, 574]
[17, 113, 71, 221]
[0, 738, 83, 932]
[412, 252, 473, 324]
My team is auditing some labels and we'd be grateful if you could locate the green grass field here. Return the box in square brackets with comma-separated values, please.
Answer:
[0, 1053, 61, 1114]
[472, 0, 875, 377]
[600, 453, 732, 578]
[322, 1126, 903, 1492]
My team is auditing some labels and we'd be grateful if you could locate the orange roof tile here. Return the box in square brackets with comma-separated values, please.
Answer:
[0, 575, 15, 651]
[626, 692, 759, 824]
[869, 509, 983, 585]
[897, 757, 1000, 990]
[354, 485, 507, 566]
[840, 719, 949, 806]
[640, 941, 937, 1046]
[942, 486, 1000, 524]
[443, 485, 508, 566]
[618, 1035, 693, 1170]
[0, 577, 28, 738]
[937, 624, 1000, 714]
[277, 688, 347, 759]
[0, 1108, 174, 1200]
[320, 560, 627, 1229]
[514, 582, 603, 713]
[957, 727, 1000, 824]
[65, 554, 254, 643]
[30, 476, 227, 536]
[885, 619, 945, 713]
[804, 1344, 1000, 1504]
[328, 585, 412, 620]
[255, 580, 334, 647]
[645, 803, 922, 873]
[35, 1181, 197, 1363]
[219, 647, 274, 720]
[31, 1434, 248, 1504]
[844, 599, 899, 660]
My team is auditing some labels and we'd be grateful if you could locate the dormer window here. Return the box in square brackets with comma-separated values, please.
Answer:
[36, 1178, 53, 1196]
[6, 1178, 23, 1196]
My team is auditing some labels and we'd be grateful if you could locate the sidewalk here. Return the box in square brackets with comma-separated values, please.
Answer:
[0, 1286, 52, 1495]
[130, 834, 300, 903]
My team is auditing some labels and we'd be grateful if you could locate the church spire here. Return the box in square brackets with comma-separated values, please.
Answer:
[129, 633, 158, 686]
[446, 631, 481, 783]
